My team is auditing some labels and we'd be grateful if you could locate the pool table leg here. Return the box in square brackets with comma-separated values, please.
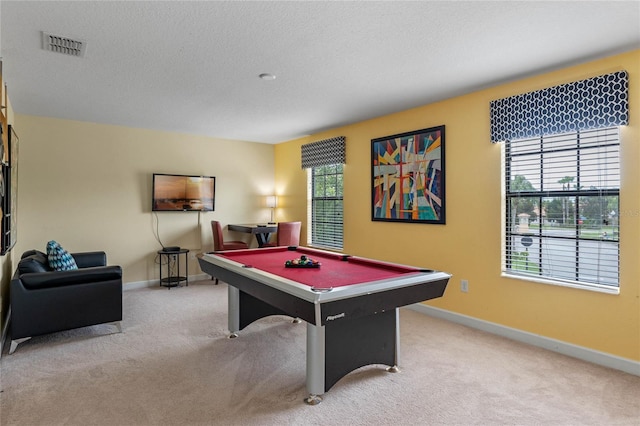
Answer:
[228, 286, 240, 338]
[304, 308, 401, 404]
[305, 323, 325, 405]
[388, 308, 401, 372]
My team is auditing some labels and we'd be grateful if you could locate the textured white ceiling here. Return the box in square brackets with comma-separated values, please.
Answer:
[1, 1, 639, 144]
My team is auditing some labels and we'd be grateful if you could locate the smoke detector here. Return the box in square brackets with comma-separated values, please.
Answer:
[42, 32, 86, 57]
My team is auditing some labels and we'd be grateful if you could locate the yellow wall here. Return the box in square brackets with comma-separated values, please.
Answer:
[274, 50, 640, 362]
[10, 116, 275, 287]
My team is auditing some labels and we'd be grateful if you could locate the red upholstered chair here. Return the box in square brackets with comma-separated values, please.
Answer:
[210, 220, 249, 283]
[264, 221, 302, 247]
[211, 220, 249, 251]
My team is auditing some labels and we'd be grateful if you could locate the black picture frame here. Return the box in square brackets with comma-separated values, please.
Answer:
[371, 125, 445, 224]
[1, 125, 18, 254]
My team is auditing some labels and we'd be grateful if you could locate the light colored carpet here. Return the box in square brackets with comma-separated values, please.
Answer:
[1, 280, 638, 425]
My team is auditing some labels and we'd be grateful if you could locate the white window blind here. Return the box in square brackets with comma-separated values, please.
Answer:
[307, 164, 343, 250]
[504, 127, 620, 289]
[302, 137, 345, 251]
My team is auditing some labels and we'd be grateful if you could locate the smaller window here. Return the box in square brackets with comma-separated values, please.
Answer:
[307, 164, 343, 250]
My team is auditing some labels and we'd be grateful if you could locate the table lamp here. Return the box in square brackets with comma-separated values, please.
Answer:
[266, 195, 277, 224]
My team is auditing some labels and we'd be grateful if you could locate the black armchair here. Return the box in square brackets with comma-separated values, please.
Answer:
[9, 249, 123, 354]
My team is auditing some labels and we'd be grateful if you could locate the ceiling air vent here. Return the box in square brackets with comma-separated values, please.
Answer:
[42, 32, 86, 57]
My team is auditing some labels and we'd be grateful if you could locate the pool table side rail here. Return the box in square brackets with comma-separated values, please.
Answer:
[198, 254, 318, 324]
[198, 252, 451, 326]
[199, 252, 320, 302]
[318, 277, 449, 326]
[199, 252, 450, 304]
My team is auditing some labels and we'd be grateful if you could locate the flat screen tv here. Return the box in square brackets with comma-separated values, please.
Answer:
[152, 173, 215, 212]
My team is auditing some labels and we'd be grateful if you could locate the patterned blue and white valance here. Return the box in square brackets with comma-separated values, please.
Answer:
[490, 71, 628, 143]
[301, 136, 345, 169]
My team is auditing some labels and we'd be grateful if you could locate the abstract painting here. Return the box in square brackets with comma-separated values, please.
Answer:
[372, 125, 445, 224]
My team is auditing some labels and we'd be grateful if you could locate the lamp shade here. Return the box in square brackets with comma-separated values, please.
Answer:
[266, 195, 277, 208]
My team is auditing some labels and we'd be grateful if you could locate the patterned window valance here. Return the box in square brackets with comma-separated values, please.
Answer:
[301, 136, 345, 169]
[490, 71, 629, 143]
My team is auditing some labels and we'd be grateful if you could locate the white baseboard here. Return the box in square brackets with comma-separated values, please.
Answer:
[409, 304, 640, 377]
[124, 273, 212, 290]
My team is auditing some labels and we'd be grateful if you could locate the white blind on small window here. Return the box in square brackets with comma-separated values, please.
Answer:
[504, 127, 619, 288]
[307, 164, 343, 250]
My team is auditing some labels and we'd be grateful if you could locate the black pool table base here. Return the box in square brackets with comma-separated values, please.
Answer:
[304, 364, 400, 405]
[228, 286, 401, 404]
[198, 248, 450, 405]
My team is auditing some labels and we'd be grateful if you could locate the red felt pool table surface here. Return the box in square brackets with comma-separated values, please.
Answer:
[217, 246, 424, 289]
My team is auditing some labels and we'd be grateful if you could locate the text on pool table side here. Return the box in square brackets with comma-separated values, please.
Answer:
[326, 313, 345, 321]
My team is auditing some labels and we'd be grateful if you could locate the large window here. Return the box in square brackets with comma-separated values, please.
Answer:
[503, 127, 620, 290]
[308, 164, 343, 250]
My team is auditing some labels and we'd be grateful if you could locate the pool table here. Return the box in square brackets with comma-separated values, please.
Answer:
[197, 246, 450, 404]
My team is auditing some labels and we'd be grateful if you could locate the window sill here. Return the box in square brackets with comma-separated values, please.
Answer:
[502, 272, 620, 295]
[307, 244, 343, 253]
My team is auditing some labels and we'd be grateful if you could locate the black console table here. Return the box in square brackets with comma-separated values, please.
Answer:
[228, 223, 277, 247]
[158, 249, 189, 289]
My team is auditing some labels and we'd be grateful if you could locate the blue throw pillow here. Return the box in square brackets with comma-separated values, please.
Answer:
[46, 240, 78, 271]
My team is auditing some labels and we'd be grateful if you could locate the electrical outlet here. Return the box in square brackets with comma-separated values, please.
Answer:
[189, 252, 196, 260]
[460, 279, 469, 293]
